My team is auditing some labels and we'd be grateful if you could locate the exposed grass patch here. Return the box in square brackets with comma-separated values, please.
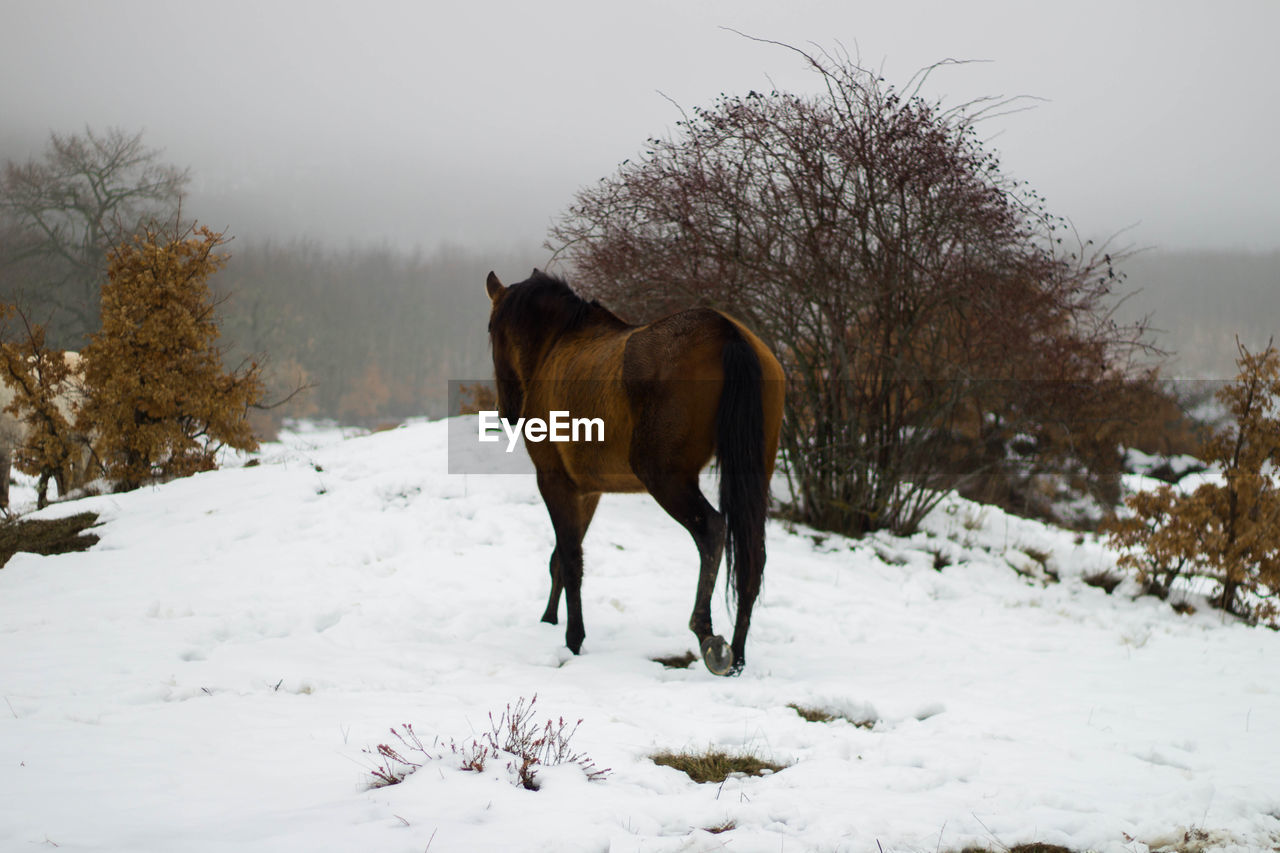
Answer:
[0, 511, 100, 567]
[874, 547, 909, 566]
[1006, 548, 1058, 584]
[957, 840, 1075, 845]
[1143, 826, 1244, 853]
[1022, 545, 1053, 568]
[651, 650, 697, 669]
[787, 703, 876, 729]
[704, 820, 735, 834]
[651, 748, 785, 783]
[788, 703, 836, 723]
[1083, 569, 1123, 594]
[920, 545, 953, 571]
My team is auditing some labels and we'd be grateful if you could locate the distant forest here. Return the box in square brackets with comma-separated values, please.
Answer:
[1118, 249, 1280, 379]
[5, 226, 1276, 433]
[206, 242, 1277, 431]
[207, 240, 534, 431]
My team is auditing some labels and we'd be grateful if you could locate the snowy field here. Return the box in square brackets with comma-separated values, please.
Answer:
[1, 419, 1278, 852]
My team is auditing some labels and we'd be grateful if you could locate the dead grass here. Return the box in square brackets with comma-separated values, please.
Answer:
[0, 511, 100, 567]
[651, 650, 697, 669]
[651, 748, 785, 783]
[1083, 569, 1124, 594]
[957, 840, 1075, 845]
[788, 702, 877, 729]
[1022, 546, 1053, 568]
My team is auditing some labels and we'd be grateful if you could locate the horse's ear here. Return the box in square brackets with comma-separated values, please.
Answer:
[485, 271, 505, 301]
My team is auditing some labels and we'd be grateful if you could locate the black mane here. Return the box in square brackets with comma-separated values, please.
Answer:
[491, 270, 626, 340]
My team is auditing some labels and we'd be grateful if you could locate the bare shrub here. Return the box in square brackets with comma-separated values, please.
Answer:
[364, 696, 610, 791]
[550, 40, 1153, 536]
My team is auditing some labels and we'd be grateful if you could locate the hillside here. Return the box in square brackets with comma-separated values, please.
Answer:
[0, 420, 1277, 852]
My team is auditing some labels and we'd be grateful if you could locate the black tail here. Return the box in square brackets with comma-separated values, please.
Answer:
[716, 326, 767, 611]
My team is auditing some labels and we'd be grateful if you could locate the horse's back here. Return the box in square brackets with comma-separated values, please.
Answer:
[533, 306, 783, 495]
[530, 325, 645, 492]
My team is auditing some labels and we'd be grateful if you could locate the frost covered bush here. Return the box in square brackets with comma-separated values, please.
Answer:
[365, 696, 609, 791]
[78, 222, 263, 491]
[1105, 341, 1280, 624]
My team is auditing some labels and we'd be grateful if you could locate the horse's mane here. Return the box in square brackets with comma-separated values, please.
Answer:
[491, 270, 627, 341]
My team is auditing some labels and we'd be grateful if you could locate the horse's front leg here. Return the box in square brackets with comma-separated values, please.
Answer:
[542, 493, 600, 627]
[536, 470, 594, 654]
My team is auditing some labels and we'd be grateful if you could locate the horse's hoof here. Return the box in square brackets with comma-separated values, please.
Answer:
[700, 636, 734, 676]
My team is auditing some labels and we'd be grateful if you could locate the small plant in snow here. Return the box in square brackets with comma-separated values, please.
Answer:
[366, 722, 433, 788]
[364, 695, 609, 791]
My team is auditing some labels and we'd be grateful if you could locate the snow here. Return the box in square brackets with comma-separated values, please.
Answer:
[1, 418, 1278, 852]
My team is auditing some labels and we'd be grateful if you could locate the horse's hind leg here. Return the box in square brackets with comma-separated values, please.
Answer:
[541, 493, 599, 625]
[642, 477, 732, 675]
[541, 546, 562, 624]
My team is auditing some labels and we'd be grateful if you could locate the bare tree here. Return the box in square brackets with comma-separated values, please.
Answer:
[550, 42, 1155, 535]
[0, 127, 188, 344]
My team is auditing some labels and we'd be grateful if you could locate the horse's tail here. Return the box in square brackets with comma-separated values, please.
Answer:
[716, 324, 768, 611]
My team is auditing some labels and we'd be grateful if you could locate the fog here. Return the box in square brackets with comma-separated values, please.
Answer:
[3, 0, 1278, 253]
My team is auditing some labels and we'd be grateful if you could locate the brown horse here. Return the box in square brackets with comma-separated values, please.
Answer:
[484, 270, 784, 675]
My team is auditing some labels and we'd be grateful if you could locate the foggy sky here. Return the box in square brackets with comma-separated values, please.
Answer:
[2, 0, 1278, 254]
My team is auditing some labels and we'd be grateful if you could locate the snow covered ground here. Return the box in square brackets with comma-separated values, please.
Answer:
[1, 419, 1278, 853]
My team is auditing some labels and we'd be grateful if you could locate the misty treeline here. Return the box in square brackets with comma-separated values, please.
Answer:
[212, 239, 514, 426]
[1120, 250, 1280, 379]
[0, 126, 511, 433]
[0, 128, 187, 344]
